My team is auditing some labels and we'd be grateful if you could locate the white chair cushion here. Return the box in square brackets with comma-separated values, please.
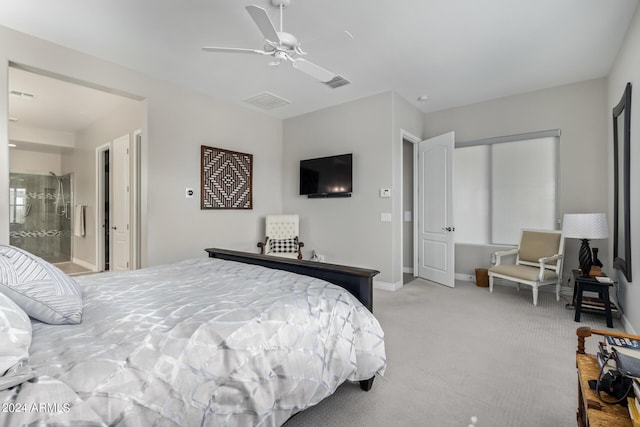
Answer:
[489, 264, 558, 282]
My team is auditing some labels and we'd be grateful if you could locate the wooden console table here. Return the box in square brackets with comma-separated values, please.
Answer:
[576, 327, 633, 426]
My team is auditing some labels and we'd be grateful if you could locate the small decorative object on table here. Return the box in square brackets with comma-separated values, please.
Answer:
[590, 247, 604, 277]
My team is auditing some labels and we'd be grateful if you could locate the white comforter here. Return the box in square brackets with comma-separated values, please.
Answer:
[0, 257, 386, 426]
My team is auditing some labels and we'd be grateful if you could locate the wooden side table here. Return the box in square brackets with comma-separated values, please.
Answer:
[572, 270, 614, 328]
[576, 327, 633, 426]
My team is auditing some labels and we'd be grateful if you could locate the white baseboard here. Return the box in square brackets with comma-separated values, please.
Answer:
[374, 280, 403, 291]
[72, 257, 96, 272]
[456, 273, 475, 282]
[622, 314, 637, 335]
[403, 267, 414, 274]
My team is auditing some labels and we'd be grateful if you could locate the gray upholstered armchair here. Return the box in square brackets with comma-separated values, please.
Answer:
[257, 214, 304, 260]
[488, 229, 564, 306]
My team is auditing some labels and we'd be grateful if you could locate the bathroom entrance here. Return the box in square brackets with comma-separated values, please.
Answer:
[9, 171, 74, 263]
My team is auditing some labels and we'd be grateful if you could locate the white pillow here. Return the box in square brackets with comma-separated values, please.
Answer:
[0, 291, 32, 388]
[0, 245, 82, 325]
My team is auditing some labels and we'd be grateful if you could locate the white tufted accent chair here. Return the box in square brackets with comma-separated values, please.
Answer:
[257, 215, 304, 260]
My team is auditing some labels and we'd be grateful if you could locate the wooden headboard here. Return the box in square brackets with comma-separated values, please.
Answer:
[205, 248, 379, 312]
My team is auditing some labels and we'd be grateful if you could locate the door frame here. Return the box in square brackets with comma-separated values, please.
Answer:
[95, 142, 110, 272]
[95, 133, 141, 272]
[400, 130, 421, 279]
[131, 129, 142, 270]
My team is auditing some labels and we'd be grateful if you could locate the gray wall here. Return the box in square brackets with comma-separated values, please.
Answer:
[282, 92, 394, 283]
[281, 92, 423, 287]
[423, 78, 609, 286]
[70, 99, 145, 268]
[607, 4, 640, 334]
[0, 25, 283, 267]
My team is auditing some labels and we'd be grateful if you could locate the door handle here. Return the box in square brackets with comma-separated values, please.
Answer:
[442, 226, 455, 232]
[111, 226, 117, 230]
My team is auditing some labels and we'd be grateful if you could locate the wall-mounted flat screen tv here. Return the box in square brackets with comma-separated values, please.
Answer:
[300, 153, 352, 198]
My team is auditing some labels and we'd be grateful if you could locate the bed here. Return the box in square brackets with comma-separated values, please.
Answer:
[0, 246, 386, 426]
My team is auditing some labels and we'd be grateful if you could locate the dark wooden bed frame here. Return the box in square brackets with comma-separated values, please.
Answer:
[205, 248, 380, 391]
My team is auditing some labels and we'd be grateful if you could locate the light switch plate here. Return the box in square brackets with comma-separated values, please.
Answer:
[185, 188, 195, 199]
[379, 188, 391, 198]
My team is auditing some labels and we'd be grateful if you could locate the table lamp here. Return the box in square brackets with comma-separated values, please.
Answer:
[562, 213, 609, 276]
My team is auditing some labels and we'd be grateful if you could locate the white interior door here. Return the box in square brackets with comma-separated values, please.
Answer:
[418, 132, 455, 287]
[111, 134, 131, 271]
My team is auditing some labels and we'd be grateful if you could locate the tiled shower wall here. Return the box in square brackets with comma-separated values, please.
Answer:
[9, 173, 73, 263]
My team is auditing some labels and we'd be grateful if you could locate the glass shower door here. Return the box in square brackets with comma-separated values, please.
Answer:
[9, 172, 74, 263]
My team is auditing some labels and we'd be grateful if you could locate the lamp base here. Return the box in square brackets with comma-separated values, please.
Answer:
[578, 239, 592, 276]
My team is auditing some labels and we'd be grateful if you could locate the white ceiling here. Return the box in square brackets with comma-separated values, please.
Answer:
[9, 67, 138, 133]
[1, 0, 638, 123]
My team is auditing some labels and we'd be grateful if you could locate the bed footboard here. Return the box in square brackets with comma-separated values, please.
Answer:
[205, 248, 379, 312]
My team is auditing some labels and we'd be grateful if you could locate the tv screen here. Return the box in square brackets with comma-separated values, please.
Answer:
[300, 153, 352, 197]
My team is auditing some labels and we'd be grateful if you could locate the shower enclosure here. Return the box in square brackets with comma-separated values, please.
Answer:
[9, 172, 74, 263]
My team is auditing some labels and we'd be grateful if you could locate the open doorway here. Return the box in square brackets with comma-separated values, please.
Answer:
[399, 130, 456, 288]
[402, 138, 415, 284]
[96, 131, 141, 272]
[7, 63, 144, 274]
[400, 130, 420, 284]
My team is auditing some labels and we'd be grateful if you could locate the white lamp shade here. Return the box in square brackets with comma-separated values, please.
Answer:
[562, 213, 609, 239]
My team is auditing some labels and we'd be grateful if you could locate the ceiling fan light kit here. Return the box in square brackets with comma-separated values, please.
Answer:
[202, 0, 348, 87]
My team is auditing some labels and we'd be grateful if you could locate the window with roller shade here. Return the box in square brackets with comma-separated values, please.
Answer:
[454, 132, 559, 245]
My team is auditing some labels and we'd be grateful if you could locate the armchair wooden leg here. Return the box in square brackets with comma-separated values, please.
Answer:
[489, 275, 494, 293]
[532, 286, 539, 306]
[257, 237, 268, 255]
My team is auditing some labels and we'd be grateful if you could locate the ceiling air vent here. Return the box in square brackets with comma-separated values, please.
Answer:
[10, 90, 35, 100]
[323, 75, 350, 89]
[243, 92, 290, 110]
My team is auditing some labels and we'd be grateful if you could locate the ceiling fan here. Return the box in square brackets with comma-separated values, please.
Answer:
[202, 0, 351, 86]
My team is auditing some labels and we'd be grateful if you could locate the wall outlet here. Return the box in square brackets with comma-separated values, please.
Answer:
[311, 251, 325, 262]
[381, 213, 392, 222]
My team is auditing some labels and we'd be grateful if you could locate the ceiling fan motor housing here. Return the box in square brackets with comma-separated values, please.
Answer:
[271, 0, 290, 8]
[275, 32, 298, 50]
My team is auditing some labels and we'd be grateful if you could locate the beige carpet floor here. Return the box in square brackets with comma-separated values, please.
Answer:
[284, 278, 624, 427]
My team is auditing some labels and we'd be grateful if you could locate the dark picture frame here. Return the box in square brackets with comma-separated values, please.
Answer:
[613, 82, 632, 281]
[201, 145, 253, 210]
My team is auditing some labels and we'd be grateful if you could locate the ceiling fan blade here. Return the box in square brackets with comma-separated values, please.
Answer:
[202, 46, 267, 55]
[246, 5, 281, 43]
[292, 58, 336, 83]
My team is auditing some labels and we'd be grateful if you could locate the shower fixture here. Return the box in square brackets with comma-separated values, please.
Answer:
[50, 172, 68, 217]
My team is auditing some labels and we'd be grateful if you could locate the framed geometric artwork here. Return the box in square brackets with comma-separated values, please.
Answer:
[201, 145, 253, 209]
